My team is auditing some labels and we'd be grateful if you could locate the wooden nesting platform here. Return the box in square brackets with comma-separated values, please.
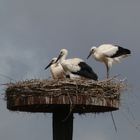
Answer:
[5, 78, 125, 113]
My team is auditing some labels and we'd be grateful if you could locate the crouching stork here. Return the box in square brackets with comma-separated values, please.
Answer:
[56, 49, 98, 80]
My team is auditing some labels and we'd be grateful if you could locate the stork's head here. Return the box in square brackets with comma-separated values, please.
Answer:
[87, 46, 96, 59]
[56, 49, 68, 62]
[44, 57, 57, 70]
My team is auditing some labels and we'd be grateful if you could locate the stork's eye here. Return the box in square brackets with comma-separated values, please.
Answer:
[92, 48, 95, 52]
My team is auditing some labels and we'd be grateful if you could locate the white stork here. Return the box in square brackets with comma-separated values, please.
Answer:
[45, 57, 66, 79]
[87, 44, 131, 78]
[55, 49, 98, 80]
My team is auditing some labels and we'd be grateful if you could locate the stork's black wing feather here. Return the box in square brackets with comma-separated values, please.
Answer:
[72, 62, 98, 80]
[111, 45, 131, 58]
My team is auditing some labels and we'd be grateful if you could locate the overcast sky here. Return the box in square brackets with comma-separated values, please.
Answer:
[0, 0, 140, 140]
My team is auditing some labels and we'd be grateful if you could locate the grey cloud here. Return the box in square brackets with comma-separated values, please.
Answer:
[0, 0, 139, 140]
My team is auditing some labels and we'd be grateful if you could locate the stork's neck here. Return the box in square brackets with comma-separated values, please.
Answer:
[60, 54, 67, 63]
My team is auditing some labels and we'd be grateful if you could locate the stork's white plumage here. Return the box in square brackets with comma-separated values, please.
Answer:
[87, 44, 131, 78]
[56, 49, 98, 80]
[45, 57, 66, 79]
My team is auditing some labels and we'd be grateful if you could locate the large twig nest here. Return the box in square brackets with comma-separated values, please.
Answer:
[5, 77, 126, 113]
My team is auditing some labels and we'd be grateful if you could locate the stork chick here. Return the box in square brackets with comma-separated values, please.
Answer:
[56, 49, 98, 80]
[45, 57, 66, 79]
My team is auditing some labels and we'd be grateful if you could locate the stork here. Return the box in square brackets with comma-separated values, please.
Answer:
[87, 44, 131, 78]
[56, 49, 98, 80]
[45, 57, 66, 79]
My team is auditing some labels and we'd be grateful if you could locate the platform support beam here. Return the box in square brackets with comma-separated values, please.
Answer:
[53, 108, 73, 140]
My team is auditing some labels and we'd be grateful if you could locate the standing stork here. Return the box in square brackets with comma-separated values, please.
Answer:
[56, 49, 98, 80]
[87, 44, 131, 78]
[45, 57, 66, 79]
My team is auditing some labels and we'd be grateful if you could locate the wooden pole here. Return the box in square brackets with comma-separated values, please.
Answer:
[53, 108, 73, 140]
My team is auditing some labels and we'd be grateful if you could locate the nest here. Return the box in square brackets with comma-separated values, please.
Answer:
[5, 77, 126, 113]
[6, 77, 125, 98]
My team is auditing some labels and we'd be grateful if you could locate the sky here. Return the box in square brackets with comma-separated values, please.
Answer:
[0, 0, 140, 140]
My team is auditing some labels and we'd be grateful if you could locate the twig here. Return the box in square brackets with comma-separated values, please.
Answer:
[110, 112, 117, 132]
[98, 75, 120, 83]
[63, 93, 74, 122]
